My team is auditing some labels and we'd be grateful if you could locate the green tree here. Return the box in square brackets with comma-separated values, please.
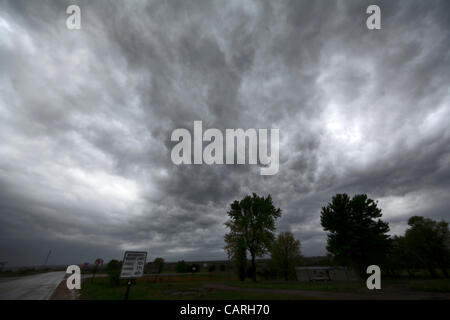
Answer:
[270, 232, 302, 280]
[384, 235, 418, 277]
[320, 193, 391, 277]
[106, 259, 121, 271]
[153, 257, 165, 274]
[225, 193, 281, 282]
[404, 216, 450, 278]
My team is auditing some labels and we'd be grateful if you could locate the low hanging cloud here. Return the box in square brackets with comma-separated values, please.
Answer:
[0, 0, 449, 266]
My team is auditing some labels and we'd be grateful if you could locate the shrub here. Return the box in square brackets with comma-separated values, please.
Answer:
[175, 260, 188, 273]
[106, 259, 122, 286]
[107, 268, 121, 286]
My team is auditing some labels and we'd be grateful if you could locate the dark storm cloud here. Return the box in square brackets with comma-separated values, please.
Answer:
[0, 0, 449, 266]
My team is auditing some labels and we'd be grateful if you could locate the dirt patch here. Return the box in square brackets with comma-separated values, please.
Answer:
[50, 274, 86, 300]
[50, 276, 79, 300]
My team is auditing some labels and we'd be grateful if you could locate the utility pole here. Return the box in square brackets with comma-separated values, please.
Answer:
[42, 250, 52, 268]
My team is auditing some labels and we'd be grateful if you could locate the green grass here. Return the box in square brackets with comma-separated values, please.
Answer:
[80, 273, 450, 300]
[407, 279, 450, 293]
[80, 278, 312, 300]
[226, 279, 366, 293]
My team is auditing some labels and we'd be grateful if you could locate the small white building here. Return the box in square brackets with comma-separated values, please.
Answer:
[296, 266, 358, 282]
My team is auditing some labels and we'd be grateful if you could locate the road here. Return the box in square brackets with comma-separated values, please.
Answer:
[0, 271, 66, 300]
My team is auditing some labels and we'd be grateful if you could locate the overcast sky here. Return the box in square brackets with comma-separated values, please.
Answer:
[1, 0, 449, 266]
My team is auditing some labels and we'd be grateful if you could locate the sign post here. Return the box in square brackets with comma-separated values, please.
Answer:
[92, 258, 103, 283]
[119, 251, 147, 300]
[124, 279, 136, 300]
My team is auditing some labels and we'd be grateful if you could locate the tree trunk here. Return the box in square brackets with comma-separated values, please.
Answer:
[251, 253, 256, 282]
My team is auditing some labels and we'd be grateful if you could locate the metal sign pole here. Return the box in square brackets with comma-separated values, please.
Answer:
[120, 251, 147, 300]
[124, 279, 136, 300]
[124, 280, 132, 300]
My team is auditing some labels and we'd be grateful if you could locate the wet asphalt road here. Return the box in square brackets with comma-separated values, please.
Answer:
[0, 271, 66, 300]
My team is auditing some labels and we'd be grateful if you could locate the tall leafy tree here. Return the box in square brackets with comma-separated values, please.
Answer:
[270, 232, 302, 280]
[404, 216, 450, 278]
[320, 193, 391, 277]
[225, 193, 281, 281]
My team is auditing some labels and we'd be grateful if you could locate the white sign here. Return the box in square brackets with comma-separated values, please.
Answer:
[120, 251, 147, 279]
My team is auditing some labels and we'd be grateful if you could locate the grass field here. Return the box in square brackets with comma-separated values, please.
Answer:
[227, 279, 365, 292]
[407, 279, 450, 293]
[79, 272, 450, 300]
[80, 276, 310, 300]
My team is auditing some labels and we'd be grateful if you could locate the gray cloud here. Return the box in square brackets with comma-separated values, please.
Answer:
[0, 0, 449, 266]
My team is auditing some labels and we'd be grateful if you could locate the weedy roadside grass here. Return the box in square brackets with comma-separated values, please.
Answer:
[227, 279, 366, 293]
[80, 277, 312, 300]
[407, 279, 450, 293]
[79, 272, 450, 300]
